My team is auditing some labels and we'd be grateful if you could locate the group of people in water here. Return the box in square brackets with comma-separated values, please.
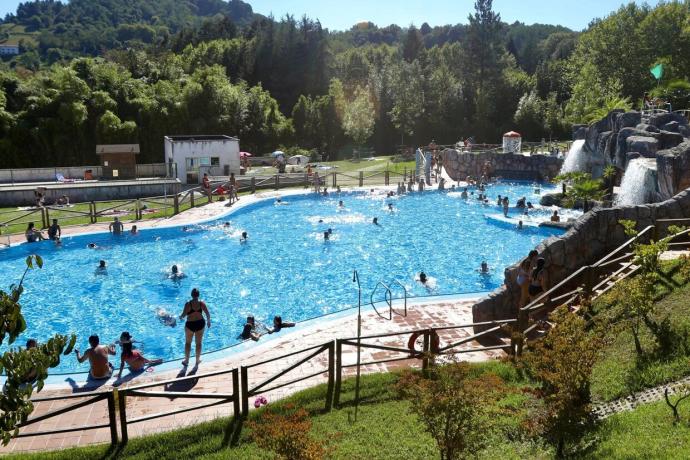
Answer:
[69, 286, 295, 380]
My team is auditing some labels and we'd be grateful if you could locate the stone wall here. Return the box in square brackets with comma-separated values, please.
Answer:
[442, 150, 563, 182]
[472, 186, 690, 331]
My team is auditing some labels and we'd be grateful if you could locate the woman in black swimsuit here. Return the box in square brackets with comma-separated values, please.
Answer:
[528, 258, 547, 299]
[179, 288, 211, 367]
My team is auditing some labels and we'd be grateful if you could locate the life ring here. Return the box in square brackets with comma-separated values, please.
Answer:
[407, 331, 441, 356]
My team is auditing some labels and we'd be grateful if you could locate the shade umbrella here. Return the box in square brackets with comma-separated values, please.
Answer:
[240, 151, 252, 157]
[272, 150, 285, 157]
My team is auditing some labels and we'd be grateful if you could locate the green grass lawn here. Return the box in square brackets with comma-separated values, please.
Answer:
[591, 277, 690, 402]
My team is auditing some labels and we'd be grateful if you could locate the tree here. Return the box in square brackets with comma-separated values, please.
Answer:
[397, 363, 507, 460]
[402, 26, 423, 63]
[524, 306, 601, 458]
[513, 91, 545, 140]
[0, 256, 76, 444]
[342, 85, 375, 147]
[388, 60, 424, 144]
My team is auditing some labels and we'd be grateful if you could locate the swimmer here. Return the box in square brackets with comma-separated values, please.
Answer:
[388, 203, 394, 211]
[496, 195, 502, 206]
[130, 225, 138, 235]
[88, 243, 98, 249]
[517, 220, 523, 230]
[461, 188, 468, 199]
[224, 222, 231, 227]
[268, 315, 295, 333]
[419, 272, 428, 284]
[318, 219, 324, 223]
[336, 186, 342, 193]
[96, 260, 107, 274]
[240, 231, 248, 243]
[275, 198, 288, 205]
[54, 238, 62, 246]
[373, 217, 379, 225]
[416, 272, 437, 291]
[156, 308, 177, 327]
[323, 231, 330, 240]
[328, 228, 333, 235]
[170, 264, 186, 279]
[338, 200, 344, 208]
[322, 187, 329, 196]
[479, 261, 489, 274]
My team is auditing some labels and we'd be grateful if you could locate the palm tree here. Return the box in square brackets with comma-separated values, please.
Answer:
[567, 179, 605, 212]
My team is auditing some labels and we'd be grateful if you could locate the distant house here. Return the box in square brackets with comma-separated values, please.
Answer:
[0, 44, 20, 56]
[164, 135, 240, 184]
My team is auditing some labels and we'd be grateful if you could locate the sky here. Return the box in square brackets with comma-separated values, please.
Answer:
[0, 0, 664, 32]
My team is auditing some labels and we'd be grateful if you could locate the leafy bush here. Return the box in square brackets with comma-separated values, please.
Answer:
[247, 403, 329, 460]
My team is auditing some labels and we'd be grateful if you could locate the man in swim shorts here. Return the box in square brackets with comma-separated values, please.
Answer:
[75, 335, 115, 379]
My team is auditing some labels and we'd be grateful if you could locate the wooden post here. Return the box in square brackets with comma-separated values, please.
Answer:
[251, 177, 256, 194]
[135, 199, 141, 220]
[107, 392, 118, 445]
[332, 172, 336, 188]
[173, 194, 180, 215]
[404, 167, 407, 181]
[326, 341, 335, 411]
[304, 173, 309, 188]
[232, 368, 241, 420]
[240, 366, 249, 418]
[274, 174, 280, 190]
[384, 170, 389, 186]
[190, 190, 195, 208]
[90, 201, 96, 223]
[518, 308, 528, 334]
[42, 207, 49, 229]
[359, 171, 364, 187]
[334, 339, 342, 407]
[422, 330, 431, 377]
[118, 389, 128, 444]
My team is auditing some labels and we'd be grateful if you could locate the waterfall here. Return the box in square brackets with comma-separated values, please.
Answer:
[615, 158, 658, 206]
[560, 139, 588, 174]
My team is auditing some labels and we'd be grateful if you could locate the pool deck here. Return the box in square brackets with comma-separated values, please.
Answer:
[1, 184, 510, 454]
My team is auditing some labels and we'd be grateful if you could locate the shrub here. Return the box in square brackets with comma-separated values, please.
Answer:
[523, 306, 601, 458]
[247, 403, 328, 460]
[397, 363, 507, 460]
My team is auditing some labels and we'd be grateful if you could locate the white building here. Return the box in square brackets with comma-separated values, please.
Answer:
[0, 44, 20, 55]
[164, 135, 240, 184]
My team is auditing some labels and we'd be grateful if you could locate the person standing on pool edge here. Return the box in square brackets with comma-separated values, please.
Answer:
[179, 288, 211, 367]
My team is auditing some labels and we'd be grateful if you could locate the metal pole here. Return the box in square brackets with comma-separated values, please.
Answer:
[353, 270, 362, 421]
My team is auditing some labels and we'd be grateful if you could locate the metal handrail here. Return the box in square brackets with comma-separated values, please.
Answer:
[390, 280, 408, 317]
[370, 281, 393, 320]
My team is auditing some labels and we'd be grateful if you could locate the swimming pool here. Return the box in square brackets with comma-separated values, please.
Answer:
[0, 182, 570, 373]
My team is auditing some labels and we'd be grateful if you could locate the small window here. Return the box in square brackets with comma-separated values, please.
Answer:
[199, 157, 211, 166]
[211, 157, 220, 166]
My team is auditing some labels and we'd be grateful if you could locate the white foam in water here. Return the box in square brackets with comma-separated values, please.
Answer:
[560, 139, 587, 174]
[615, 158, 658, 206]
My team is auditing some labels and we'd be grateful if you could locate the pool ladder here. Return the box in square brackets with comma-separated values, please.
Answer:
[370, 280, 408, 320]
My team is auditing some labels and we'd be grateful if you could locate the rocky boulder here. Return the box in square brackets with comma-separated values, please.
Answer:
[626, 135, 659, 158]
[662, 121, 680, 133]
[615, 111, 641, 131]
[648, 112, 690, 128]
[658, 130, 685, 150]
[572, 124, 587, 140]
[636, 123, 660, 133]
[656, 141, 690, 200]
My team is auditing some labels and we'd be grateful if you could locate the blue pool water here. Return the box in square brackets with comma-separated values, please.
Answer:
[0, 183, 566, 373]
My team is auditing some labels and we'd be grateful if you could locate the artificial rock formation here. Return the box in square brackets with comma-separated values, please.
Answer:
[442, 150, 562, 182]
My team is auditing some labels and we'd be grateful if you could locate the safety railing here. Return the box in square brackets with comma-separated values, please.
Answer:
[118, 367, 240, 443]
[11, 390, 117, 445]
[240, 341, 335, 418]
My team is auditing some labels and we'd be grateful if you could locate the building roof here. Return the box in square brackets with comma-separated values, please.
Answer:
[96, 144, 141, 154]
[164, 135, 239, 142]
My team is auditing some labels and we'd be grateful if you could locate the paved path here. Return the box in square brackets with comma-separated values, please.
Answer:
[0, 297, 506, 454]
[593, 376, 690, 420]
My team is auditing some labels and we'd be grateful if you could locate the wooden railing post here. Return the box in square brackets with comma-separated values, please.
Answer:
[232, 368, 240, 421]
[384, 170, 389, 185]
[118, 389, 128, 444]
[107, 391, 118, 445]
[173, 194, 180, 215]
[90, 201, 96, 223]
[304, 172, 309, 188]
[326, 341, 335, 411]
[274, 174, 280, 190]
[135, 199, 141, 220]
[42, 207, 49, 229]
[240, 366, 249, 418]
[359, 171, 364, 187]
[422, 330, 431, 377]
[334, 339, 342, 407]
[403, 167, 407, 181]
[251, 177, 256, 193]
[190, 190, 195, 208]
[332, 172, 337, 188]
